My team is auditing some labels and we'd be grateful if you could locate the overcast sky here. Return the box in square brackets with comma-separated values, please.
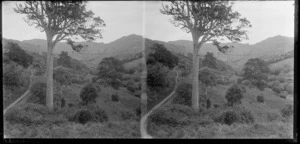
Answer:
[2, 1, 294, 44]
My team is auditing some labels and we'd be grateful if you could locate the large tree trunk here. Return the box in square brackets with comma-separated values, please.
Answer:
[191, 45, 200, 112]
[46, 40, 54, 111]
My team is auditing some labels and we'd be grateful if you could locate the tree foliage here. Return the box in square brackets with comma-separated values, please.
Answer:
[4, 42, 33, 68]
[199, 68, 217, 89]
[30, 82, 47, 105]
[80, 83, 98, 105]
[242, 58, 270, 81]
[14, 1, 105, 50]
[202, 52, 217, 69]
[147, 43, 178, 69]
[97, 57, 124, 90]
[225, 84, 243, 107]
[53, 67, 72, 87]
[57, 51, 72, 68]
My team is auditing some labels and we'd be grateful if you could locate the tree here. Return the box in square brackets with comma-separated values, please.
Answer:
[4, 42, 33, 68]
[225, 84, 243, 107]
[242, 58, 270, 81]
[53, 67, 71, 107]
[80, 83, 98, 105]
[57, 51, 72, 68]
[147, 43, 178, 69]
[15, 1, 105, 110]
[202, 52, 217, 69]
[199, 68, 216, 95]
[161, 1, 251, 112]
[96, 57, 124, 96]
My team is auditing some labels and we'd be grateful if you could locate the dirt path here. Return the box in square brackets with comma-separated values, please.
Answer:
[140, 69, 179, 138]
[3, 69, 34, 115]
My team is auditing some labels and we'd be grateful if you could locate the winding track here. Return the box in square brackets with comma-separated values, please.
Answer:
[140, 68, 179, 138]
[3, 69, 34, 115]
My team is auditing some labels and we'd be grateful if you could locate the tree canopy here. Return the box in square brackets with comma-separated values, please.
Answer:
[4, 42, 33, 68]
[57, 51, 72, 68]
[14, 1, 105, 51]
[147, 43, 178, 69]
[97, 57, 124, 90]
[242, 58, 270, 81]
[202, 52, 217, 69]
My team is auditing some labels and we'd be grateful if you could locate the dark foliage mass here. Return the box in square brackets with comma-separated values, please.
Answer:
[147, 63, 169, 90]
[111, 94, 119, 102]
[202, 52, 217, 69]
[30, 82, 47, 105]
[69, 105, 108, 124]
[4, 42, 33, 68]
[216, 107, 254, 125]
[97, 57, 124, 90]
[57, 51, 72, 68]
[225, 84, 244, 107]
[256, 94, 265, 103]
[281, 104, 293, 119]
[147, 43, 178, 69]
[80, 83, 98, 105]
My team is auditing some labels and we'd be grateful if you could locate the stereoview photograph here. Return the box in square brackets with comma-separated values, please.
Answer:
[3, 1, 295, 139]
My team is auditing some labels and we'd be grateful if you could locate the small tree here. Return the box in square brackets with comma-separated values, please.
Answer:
[147, 43, 178, 69]
[202, 52, 217, 69]
[4, 42, 33, 69]
[225, 84, 243, 107]
[30, 82, 47, 105]
[15, 1, 105, 110]
[96, 57, 124, 96]
[57, 51, 72, 68]
[199, 68, 216, 95]
[80, 83, 98, 105]
[53, 67, 71, 107]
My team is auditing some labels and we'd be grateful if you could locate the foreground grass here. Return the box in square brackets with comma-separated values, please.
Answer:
[4, 120, 140, 138]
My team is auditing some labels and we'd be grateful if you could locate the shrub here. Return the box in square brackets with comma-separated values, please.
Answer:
[71, 109, 93, 124]
[237, 78, 243, 84]
[126, 69, 136, 75]
[92, 106, 109, 123]
[272, 80, 281, 87]
[267, 112, 283, 122]
[3, 70, 22, 89]
[213, 104, 220, 109]
[30, 82, 47, 105]
[5, 103, 67, 126]
[121, 111, 135, 120]
[278, 77, 286, 83]
[272, 86, 281, 94]
[135, 106, 141, 117]
[216, 107, 254, 125]
[149, 104, 194, 127]
[111, 94, 119, 102]
[79, 83, 98, 105]
[256, 95, 265, 103]
[127, 86, 135, 93]
[216, 110, 239, 125]
[174, 83, 192, 106]
[279, 95, 286, 99]
[225, 84, 243, 107]
[206, 99, 211, 109]
[241, 80, 250, 86]
[285, 84, 293, 94]
[281, 104, 293, 118]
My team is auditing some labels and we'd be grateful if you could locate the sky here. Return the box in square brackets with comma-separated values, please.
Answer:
[2, 1, 295, 44]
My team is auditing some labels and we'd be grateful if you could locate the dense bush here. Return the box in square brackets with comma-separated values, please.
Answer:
[5, 103, 67, 126]
[127, 86, 136, 93]
[256, 95, 265, 103]
[272, 86, 281, 94]
[216, 107, 254, 125]
[135, 106, 141, 117]
[279, 95, 286, 99]
[278, 77, 286, 83]
[80, 83, 98, 105]
[30, 82, 47, 105]
[225, 84, 243, 107]
[174, 83, 192, 106]
[284, 84, 293, 94]
[149, 104, 194, 127]
[70, 106, 108, 124]
[280, 104, 293, 118]
[241, 80, 250, 86]
[206, 99, 211, 109]
[121, 111, 136, 120]
[111, 94, 119, 102]
[3, 70, 23, 89]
